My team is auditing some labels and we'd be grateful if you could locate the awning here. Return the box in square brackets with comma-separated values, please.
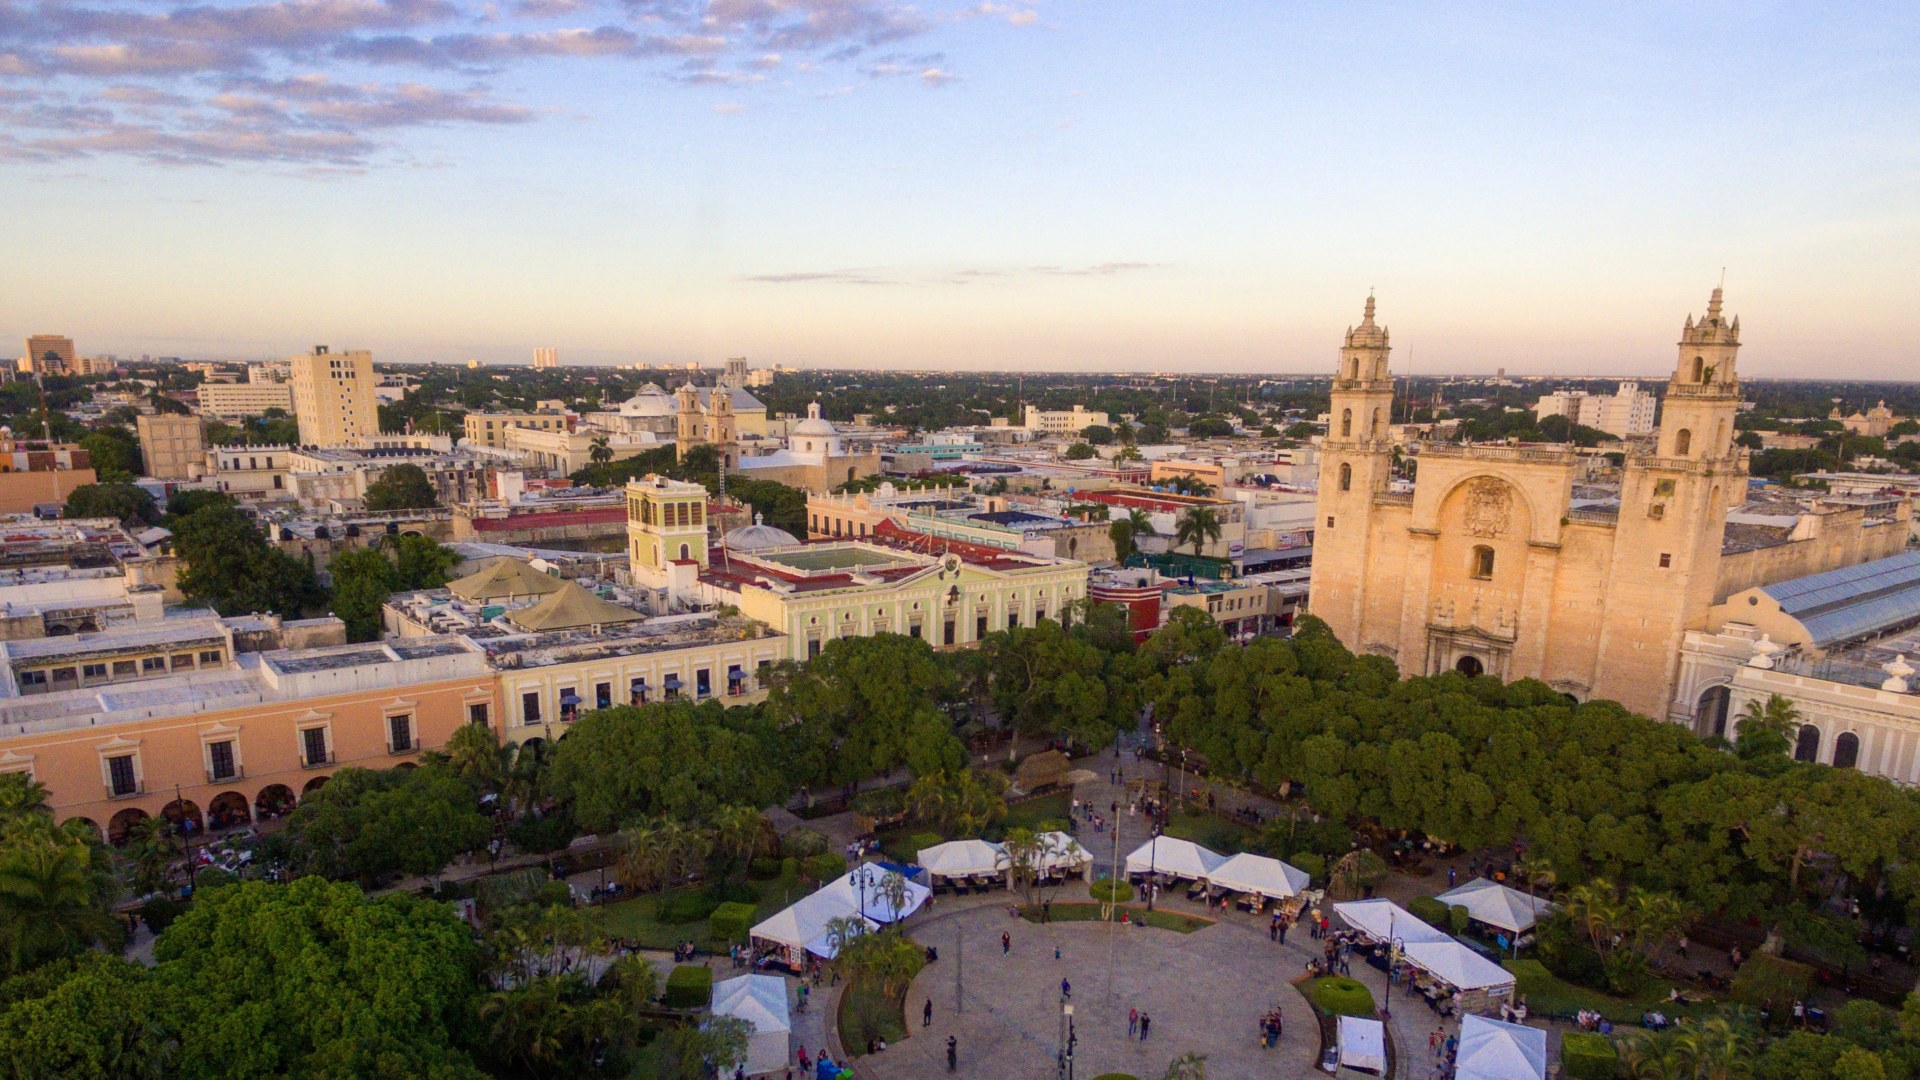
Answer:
[1123, 837, 1224, 880]
[1434, 878, 1557, 934]
[1338, 1015, 1386, 1073]
[1333, 899, 1452, 944]
[1456, 1015, 1548, 1080]
[559, 692, 582, 706]
[1402, 940, 1516, 992]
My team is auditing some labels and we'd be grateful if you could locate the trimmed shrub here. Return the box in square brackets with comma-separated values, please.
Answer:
[1535, 916, 1609, 991]
[804, 853, 846, 882]
[663, 964, 713, 1009]
[658, 891, 722, 925]
[1308, 976, 1375, 1018]
[1287, 852, 1325, 883]
[1559, 1032, 1617, 1080]
[705, 879, 759, 905]
[141, 896, 184, 934]
[1732, 952, 1816, 1010]
[1088, 879, 1134, 903]
[1408, 895, 1449, 928]
[907, 831, 946, 855]
[1448, 904, 1472, 935]
[780, 856, 800, 879]
[782, 827, 829, 858]
[710, 901, 756, 943]
[749, 857, 783, 880]
[536, 880, 574, 908]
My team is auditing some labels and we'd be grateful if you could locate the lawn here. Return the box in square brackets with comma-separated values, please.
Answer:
[592, 874, 808, 952]
[1017, 902, 1211, 933]
[1505, 959, 1716, 1024]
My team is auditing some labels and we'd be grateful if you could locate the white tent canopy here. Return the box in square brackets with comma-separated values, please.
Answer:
[917, 839, 1008, 878]
[751, 866, 929, 966]
[1124, 837, 1225, 880]
[1033, 831, 1093, 874]
[1337, 1015, 1386, 1073]
[1208, 852, 1310, 899]
[711, 974, 791, 1077]
[1333, 899, 1453, 945]
[1435, 878, 1558, 934]
[1456, 1016, 1547, 1080]
[802, 915, 878, 959]
[1402, 941, 1517, 992]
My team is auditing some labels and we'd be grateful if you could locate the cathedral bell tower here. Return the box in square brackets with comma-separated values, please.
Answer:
[1309, 295, 1398, 644]
[675, 381, 704, 462]
[1598, 287, 1748, 700]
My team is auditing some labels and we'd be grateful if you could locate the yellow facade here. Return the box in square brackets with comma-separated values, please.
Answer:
[135, 413, 206, 481]
[626, 476, 710, 572]
[198, 382, 294, 419]
[464, 411, 568, 450]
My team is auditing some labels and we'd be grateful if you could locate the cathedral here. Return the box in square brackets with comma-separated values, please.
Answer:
[1308, 290, 1754, 719]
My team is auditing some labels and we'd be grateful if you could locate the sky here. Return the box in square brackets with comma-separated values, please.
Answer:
[3, 1, 1919, 377]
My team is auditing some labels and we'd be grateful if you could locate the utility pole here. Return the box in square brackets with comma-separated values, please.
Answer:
[955, 921, 964, 1014]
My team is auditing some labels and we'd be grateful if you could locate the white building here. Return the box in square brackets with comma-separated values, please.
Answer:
[1532, 382, 1657, 437]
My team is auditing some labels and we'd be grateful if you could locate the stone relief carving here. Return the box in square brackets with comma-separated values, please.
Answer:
[1463, 478, 1512, 538]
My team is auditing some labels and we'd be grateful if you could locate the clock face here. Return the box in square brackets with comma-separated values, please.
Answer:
[943, 554, 962, 574]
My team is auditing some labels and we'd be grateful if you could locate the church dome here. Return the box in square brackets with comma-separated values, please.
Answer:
[792, 400, 837, 437]
[723, 515, 799, 551]
[620, 387, 674, 417]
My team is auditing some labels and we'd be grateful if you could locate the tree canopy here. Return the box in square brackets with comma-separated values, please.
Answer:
[172, 503, 322, 618]
[363, 464, 440, 511]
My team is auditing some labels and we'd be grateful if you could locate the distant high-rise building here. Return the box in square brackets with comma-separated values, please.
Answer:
[723, 356, 748, 386]
[533, 347, 558, 370]
[19, 335, 75, 377]
[289, 346, 380, 447]
[135, 413, 207, 481]
[1533, 381, 1658, 437]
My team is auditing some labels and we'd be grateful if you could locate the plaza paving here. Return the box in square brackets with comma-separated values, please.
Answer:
[874, 896, 1319, 1079]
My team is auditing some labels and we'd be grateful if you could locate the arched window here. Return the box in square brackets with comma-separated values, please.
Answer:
[1697, 685, 1730, 738]
[1674, 429, 1692, 456]
[1340, 409, 1352, 437]
[1833, 732, 1860, 769]
[1794, 724, 1821, 762]
[1371, 408, 1382, 435]
[1470, 545, 1495, 580]
[1338, 463, 1352, 491]
[1456, 655, 1484, 677]
[1691, 356, 1704, 382]
[678, 543, 691, 560]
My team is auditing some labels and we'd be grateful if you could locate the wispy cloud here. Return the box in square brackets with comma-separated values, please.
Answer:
[742, 268, 901, 285]
[1030, 262, 1158, 276]
[0, 0, 1022, 167]
[746, 261, 1162, 286]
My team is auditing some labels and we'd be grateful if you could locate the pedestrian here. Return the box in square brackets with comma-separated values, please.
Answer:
[1677, 935, 1689, 958]
[1269, 917, 1278, 942]
[1445, 1033, 1457, 1058]
[924, 998, 933, 1027]
[1043, 899, 1052, 923]
[1055, 945, 1062, 960]
[1129, 1007, 1139, 1036]
[1447, 865, 1457, 888]
[947, 1035, 958, 1071]
[1002, 931, 1011, 955]
[1278, 920, 1288, 945]
[1430, 1029, 1442, 1056]
[1061, 977, 1071, 999]
[1139, 1012, 1151, 1040]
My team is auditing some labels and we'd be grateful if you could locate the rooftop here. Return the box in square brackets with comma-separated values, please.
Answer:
[1764, 551, 1920, 648]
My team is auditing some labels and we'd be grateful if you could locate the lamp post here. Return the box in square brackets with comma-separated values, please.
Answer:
[1145, 820, 1161, 912]
[174, 783, 197, 891]
[1383, 928, 1405, 1020]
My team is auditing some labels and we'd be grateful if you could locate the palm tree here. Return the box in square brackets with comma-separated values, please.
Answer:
[1125, 508, 1154, 538]
[615, 822, 672, 893]
[876, 869, 909, 924]
[0, 834, 118, 973]
[708, 804, 765, 881]
[445, 721, 506, 794]
[1173, 507, 1223, 558]
[0, 774, 51, 825]
[588, 435, 612, 468]
[1161, 1053, 1209, 1080]
[1515, 854, 1557, 908]
[120, 816, 180, 897]
[1737, 693, 1801, 743]
[1563, 879, 1625, 959]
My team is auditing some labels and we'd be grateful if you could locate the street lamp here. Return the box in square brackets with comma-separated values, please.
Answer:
[1383, 932, 1405, 1020]
[174, 783, 197, 891]
[1145, 821, 1161, 912]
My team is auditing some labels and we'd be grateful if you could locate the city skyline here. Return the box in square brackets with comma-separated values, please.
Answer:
[5, 2, 1919, 376]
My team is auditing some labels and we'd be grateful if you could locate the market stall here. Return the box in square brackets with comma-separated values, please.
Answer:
[1455, 1015, 1547, 1080]
[1206, 851, 1311, 910]
[711, 974, 791, 1077]
[1435, 878, 1557, 938]
[917, 839, 1009, 892]
[1337, 1015, 1386, 1074]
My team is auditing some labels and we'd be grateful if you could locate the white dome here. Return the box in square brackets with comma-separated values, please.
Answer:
[724, 518, 800, 551]
[620, 387, 675, 417]
[792, 400, 837, 436]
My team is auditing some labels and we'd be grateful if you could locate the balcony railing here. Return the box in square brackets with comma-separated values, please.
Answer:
[388, 740, 416, 755]
[107, 784, 145, 800]
[206, 766, 244, 784]
[301, 751, 336, 770]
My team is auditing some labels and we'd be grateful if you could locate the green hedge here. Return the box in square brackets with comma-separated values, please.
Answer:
[908, 831, 946, 854]
[1308, 976, 1375, 1018]
[1088, 878, 1134, 903]
[1449, 904, 1472, 935]
[1560, 1032, 1617, 1080]
[1408, 895, 1449, 928]
[663, 964, 713, 1009]
[710, 901, 756, 943]
[1287, 852, 1325, 883]
[804, 853, 846, 881]
[748, 857, 783, 880]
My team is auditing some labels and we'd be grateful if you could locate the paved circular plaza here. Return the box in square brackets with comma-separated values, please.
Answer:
[864, 894, 1329, 1079]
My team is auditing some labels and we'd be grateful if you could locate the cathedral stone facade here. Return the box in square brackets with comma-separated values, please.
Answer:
[1308, 290, 1747, 719]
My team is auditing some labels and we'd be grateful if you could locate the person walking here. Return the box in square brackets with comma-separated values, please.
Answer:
[1277, 919, 1288, 946]
[946, 1035, 958, 1071]
[1061, 977, 1071, 999]
[1447, 865, 1457, 888]
[1128, 1007, 1139, 1036]
[1139, 1012, 1151, 1040]
[924, 998, 933, 1027]
[1002, 931, 1011, 955]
